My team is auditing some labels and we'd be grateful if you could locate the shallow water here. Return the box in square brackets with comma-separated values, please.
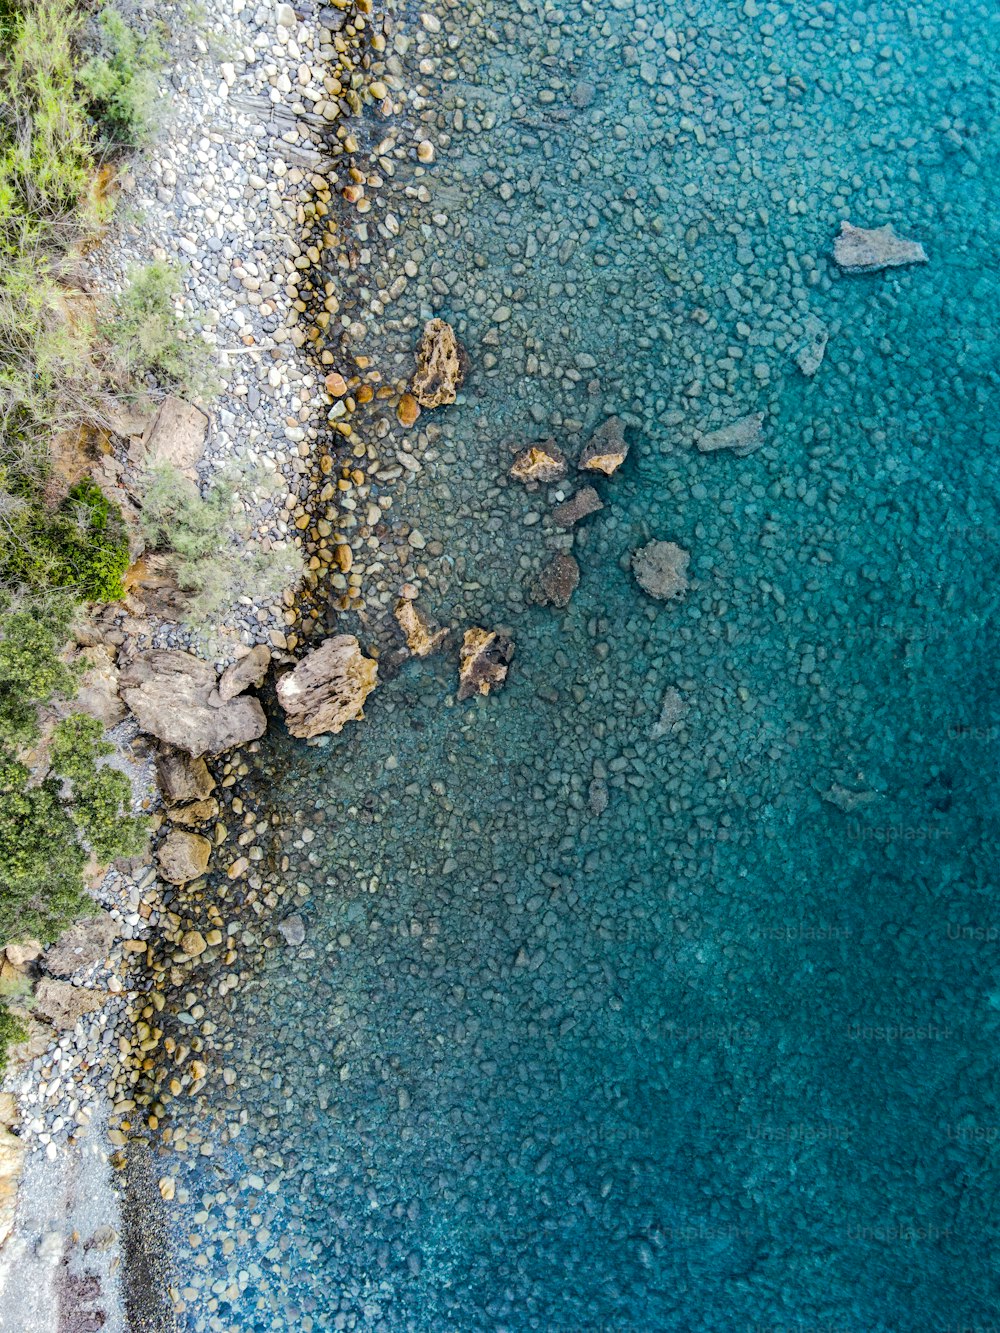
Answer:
[157, 0, 1000, 1328]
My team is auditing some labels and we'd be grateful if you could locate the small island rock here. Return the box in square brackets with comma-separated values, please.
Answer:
[411, 318, 464, 408]
[510, 441, 566, 484]
[394, 598, 448, 657]
[457, 628, 514, 701]
[157, 829, 212, 885]
[276, 635, 378, 739]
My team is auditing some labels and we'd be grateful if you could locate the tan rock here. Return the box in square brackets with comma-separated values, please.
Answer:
[4, 940, 42, 967]
[43, 914, 117, 978]
[157, 829, 211, 885]
[218, 644, 270, 702]
[155, 748, 216, 804]
[394, 599, 448, 657]
[167, 797, 220, 826]
[120, 650, 266, 756]
[631, 541, 690, 602]
[510, 441, 566, 484]
[578, 416, 629, 475]
[179, 930, 207, 957]
[0, 1125, 25, 1248]
[411, 318, 464, 408]
[396, 392, 420, 428]
[457, 628, 514, 701]
[34, 979, 105, 1030]
[140, 395, 209, 477]
[73, 645, 126, 727]
[275, 636, 378, 739]
[324, 371, 348, 397]
[551, 487, 603, 528]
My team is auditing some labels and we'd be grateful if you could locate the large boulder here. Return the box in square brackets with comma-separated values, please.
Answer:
[457, 628, 514, 701]
[119, 650, 267, 756]
[138, 394, 209, 477]
[631, 541, 690, 602]
[394, 598, 448, 657]
[155, 748, 216, 804]
[73, 646, 127, 728]
[833, 221, 927, 272]
[157, 829, 212, 885]
[411, 318, 464, 408]
[218, 644, 271, 702]
[43, 914, 118, 978]
[275, 636, 378, 739]
[532, 554, 580, 608]
[34, 979, 105, 1030]
[578, 417, 628, 476]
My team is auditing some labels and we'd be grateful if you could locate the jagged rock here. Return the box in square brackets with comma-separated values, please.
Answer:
[43, 914, 117, 978]
[833, 221, 928, 272]
[138, 394, 209, 477]
[218, 644, 271, 702]
[551, 487, 603, 527]
[394, 598, 448, 657]
[156, 829, 212, 885]
[277, 914, 306, 947]
[631, 541, 690, 602]
[4, 941, 42, 967]
[588, 778, 608, 816]
[651, 687, 688, 739]
[122, 553, 188, 619]
[696, 413, 764, 455]
[411, 318, 464, 408]
[794, 314, 829, 377]
[275, 635, 378, 739]
[457, 628, 514, 701]
[73, 646, 126, 728]
[579, 416, 629, 475]
[532, 554, 580, 608]
[34, 979, 105, 1030]
[119, 650, 266, 756]
[510, 441, 566, 484]
[155, 748, 216, 804]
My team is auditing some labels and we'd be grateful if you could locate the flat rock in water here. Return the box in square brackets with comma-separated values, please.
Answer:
[411, 318, 464, 408]
[578, 416, 629, 476]
[120, 650, 266, 756]
[140, 395, 209, 476]
[794, 314, 829, 376]
[551, 487, 603, 527]
[631, 541, 690, 602]
[276, 635, 378, 739]
[696, 413, 764, 455]
[457, 628, 514, 701]
[651, 687, 688, 738]
[510, 441, 566, 484]
[277, 914, 306, 947]
[218, 644, 271, 701]
[833, 221, 928, 272]
[532, 554, 580, 608]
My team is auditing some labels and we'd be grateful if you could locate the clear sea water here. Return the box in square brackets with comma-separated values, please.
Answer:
[156, 0, 1000, 1328]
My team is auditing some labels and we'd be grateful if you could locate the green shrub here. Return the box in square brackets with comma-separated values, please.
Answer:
[103, 262, 218, 399]
[139, 460, 303, 626]
[0, 596, 78, 747]
[79, 7, 164, 150]
[0, 1001, 27, 1074]
[0, 478, 130, 601]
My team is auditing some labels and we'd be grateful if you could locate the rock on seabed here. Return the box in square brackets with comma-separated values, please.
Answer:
[457, 628, 514, 700]
[631, 540, 691, 601]
[833, 221, 928, 271]
[578, 416, 629, 475]
[411, 318, 464, 408]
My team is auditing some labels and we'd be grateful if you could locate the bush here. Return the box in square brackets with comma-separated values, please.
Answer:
[139, 460, 303, 626]
[103, 261, 218, 399]
[0, 478, 130, 601]
[0, 595, 78, 747]
[79, 7, 164, 150]
[0, 1002, 27, 1074]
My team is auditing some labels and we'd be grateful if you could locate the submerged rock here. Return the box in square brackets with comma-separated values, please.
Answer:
[411, 318, 464, 408]
[696, 413, 764, 455]
[510, 441, 566, 484]
[157, 828, 212, 885]
[551, 487, 603, 527]
[794, 314, 829, 377]
[457, 628, 514, 701]
[276, 635, 378, 739]
[631, 541, 690, 602]
[651, 687, 688, 739]
[119, 650, 266, 756]
[277, 914, 306, 947]
[394, 598, 448, 657]
[218, 644, 270, 702]
[532, 554, 580, 608]
[833, 221, 928, 272]
[579, 416, 629, 475]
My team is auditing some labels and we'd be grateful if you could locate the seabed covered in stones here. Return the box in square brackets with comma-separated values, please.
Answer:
[120, 0, 1000, 1328]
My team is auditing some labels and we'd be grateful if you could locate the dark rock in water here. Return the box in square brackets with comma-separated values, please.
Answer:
[276, 635, 378, 739]
[156, 748, 216, 804]
[532, 554, 580, 608]
[119, 650, 266, 756]
[833, 221, 927, 271]
[696, 413, 764, 455]
[218, 644, 271, 702]
[631, 541, 690, 602]
[457, 627, 514, 701]
[579, 416, 629, 475]
[552, 487, 603, 527]
[411, 318, 464, 407]
[510, 440, 566, 484]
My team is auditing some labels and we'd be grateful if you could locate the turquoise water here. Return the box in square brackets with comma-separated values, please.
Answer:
[158, 0, 1000, 1328]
